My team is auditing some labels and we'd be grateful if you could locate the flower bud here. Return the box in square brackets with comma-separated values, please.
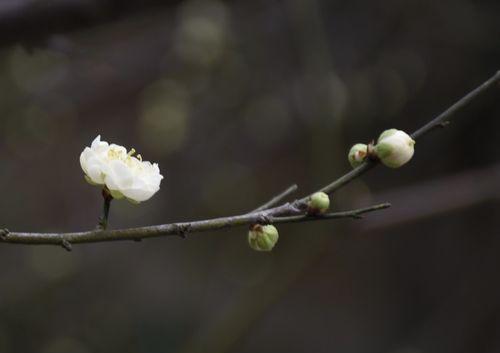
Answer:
[248, 224, 279, 251]
[308, 192, 330, 214]
[375, 129, 415, 168]
[348, 143, 368, 168]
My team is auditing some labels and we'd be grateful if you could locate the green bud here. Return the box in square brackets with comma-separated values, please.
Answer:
[348, 143, 368, 168]
[377, 128, 398, 143]
[375, 129, 415, 168]
[248, 224, 279, 251]
[308, 192, 330, 214]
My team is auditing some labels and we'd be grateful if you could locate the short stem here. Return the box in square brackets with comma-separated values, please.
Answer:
[98, 188, 113, 230]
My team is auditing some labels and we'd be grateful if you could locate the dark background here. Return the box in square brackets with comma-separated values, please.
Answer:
[0, 0, 499, 352]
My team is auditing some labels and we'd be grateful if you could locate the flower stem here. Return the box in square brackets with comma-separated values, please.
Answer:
[98, 188, 113, 230]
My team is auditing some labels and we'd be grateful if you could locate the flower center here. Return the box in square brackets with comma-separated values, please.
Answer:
[107, 147, 125, 160]
[105, 146, 145, 171]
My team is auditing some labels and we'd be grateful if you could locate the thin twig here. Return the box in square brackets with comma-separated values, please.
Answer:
[1, 71, 499, 248]
[252, 184, 298, 212]
[97, 189, 113, 230]
[271, 203, 391, 224]
[315, 161, 376, 196]
[411, 71, 500, 140]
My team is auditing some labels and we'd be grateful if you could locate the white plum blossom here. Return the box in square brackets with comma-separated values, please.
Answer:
[80, 135, 163, 203]
[375, 129, 415, 168]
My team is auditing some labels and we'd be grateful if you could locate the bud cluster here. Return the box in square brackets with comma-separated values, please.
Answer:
[347, 129, 415, 169]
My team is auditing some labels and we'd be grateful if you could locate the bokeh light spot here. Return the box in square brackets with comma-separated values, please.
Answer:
[174, 0, 229, 67]
[139, 79, 190, 156]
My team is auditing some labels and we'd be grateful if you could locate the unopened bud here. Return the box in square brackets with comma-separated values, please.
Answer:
[348, 143, 368, 168]
[375, 129, 415, 168]
[248, 224, 279, 251]
[308, 192, 330, 214]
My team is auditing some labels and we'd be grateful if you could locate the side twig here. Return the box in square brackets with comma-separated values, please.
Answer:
[252, 184, 298, 212]
[271, 203, 391, 224]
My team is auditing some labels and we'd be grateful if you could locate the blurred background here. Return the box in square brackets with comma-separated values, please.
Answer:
[0, 0, 499, 352]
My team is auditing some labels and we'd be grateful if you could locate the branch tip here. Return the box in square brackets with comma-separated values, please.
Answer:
[61, 239, 72, 251]
[0, 229, 9, 240]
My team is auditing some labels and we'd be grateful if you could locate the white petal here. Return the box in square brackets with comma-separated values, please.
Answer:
[121, 178, 157, 202]
[91, 135, 101, 148]
[122, 187, 155, 202]
[87, 164, 105, 184]
[79, 147, 92, 174]
[104, 159, 134, 191]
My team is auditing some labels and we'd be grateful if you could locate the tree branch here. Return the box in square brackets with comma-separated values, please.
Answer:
[1, 71, 499, 249]
[0, 203, 389, 248]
